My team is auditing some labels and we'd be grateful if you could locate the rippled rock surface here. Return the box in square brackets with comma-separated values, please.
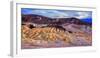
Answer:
[21, 14, 92, 49]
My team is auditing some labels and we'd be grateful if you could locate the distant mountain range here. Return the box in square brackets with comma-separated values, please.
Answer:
[22, 14, 92, 26]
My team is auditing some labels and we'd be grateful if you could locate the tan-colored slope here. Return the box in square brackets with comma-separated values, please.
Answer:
[21, 25, 92, 49]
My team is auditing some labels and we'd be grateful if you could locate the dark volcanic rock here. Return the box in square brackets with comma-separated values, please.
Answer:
[22, 14, 91, 26]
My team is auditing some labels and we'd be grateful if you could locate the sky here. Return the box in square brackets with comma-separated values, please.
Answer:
[21, 8, 92, 23]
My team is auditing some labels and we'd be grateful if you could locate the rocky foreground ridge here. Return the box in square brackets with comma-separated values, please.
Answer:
[21, 14, 92, 49]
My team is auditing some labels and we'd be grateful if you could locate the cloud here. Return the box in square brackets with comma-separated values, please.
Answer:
[74, 12, 91, 19]
[31, 9, 69, 18]
[21, 8, 92, 19]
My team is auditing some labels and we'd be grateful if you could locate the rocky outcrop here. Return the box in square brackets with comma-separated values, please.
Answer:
[22, 14, 91, 26]
[21, 14, 92, 49]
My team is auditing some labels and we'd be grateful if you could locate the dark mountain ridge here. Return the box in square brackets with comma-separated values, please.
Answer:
[22, 14, 91, 26]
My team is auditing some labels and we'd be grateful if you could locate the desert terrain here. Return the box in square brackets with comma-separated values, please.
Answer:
[21, 14, 92, 49]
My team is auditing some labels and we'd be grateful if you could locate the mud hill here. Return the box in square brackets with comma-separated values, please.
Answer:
[22, 14, 91, 26]
[21, 14, 92, 49]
